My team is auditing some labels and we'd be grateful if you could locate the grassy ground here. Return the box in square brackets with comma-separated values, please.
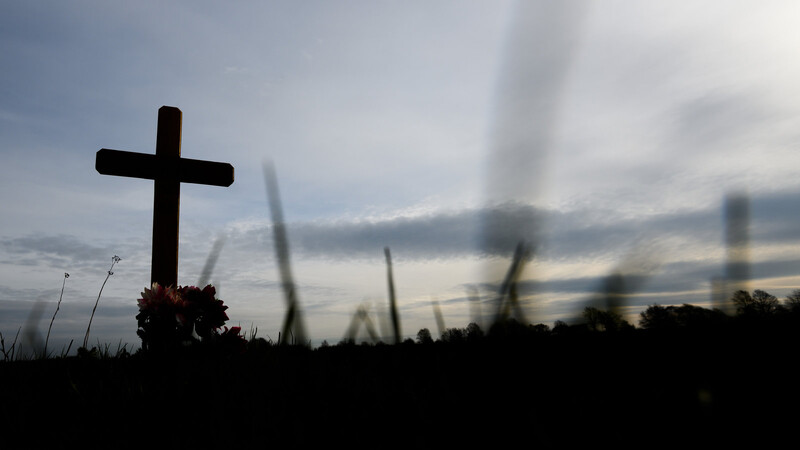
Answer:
[1, 325, 797, 449]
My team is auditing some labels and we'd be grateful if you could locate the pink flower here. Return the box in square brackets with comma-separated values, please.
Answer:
[137, 283, 181, 313]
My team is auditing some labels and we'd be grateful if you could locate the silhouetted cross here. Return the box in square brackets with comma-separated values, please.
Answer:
[95, 106, 234, 288]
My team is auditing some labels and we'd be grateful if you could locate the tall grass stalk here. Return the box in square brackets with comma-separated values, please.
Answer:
[83, 256, 120, 349]
[198, 235, 225, 287]
[432, 300, 445, 339]
[385, 247, 401, 344]
[0, 327, 21, 361]
[264, 162, 307, 346]
[61, 339, 73, 358]
[44, 272, 69, 358]
[344, 304, 378, 343]
[467, 286, 483, 330]
[493, 242, 530, 324]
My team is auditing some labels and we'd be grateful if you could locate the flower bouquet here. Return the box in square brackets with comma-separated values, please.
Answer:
[136, 283, 246, 355]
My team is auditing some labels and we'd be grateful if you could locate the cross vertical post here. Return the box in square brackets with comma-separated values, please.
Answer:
[95, 106, 234, 289]
[152, 107, 182, 288]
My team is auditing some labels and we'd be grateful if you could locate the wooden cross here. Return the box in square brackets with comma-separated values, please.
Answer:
[95, 106, 234, 288]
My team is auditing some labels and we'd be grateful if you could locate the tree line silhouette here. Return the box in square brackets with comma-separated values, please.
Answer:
[388, 288, 800, 347]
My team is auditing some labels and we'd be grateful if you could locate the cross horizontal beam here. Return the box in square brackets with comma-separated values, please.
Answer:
[96, 149, 234, 187]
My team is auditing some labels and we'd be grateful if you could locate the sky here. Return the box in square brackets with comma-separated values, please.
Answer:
[3, 1, 800, 353]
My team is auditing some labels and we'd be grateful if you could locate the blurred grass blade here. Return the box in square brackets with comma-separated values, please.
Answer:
[263, 161, 307, 346]
[23, 301, 45, 358]
[493, 242, 531, 325]
[482, 3, 585, 324]
[280, 302, 297, 345]
[431, 300, 445, 339]
[603, 244, 661, 316]
[576, 242, 661, 325]
[198, 235, 226, 287]
[344, 304, 378, 344]
[385, 247, 401, 344]
[723, 192, 750, 314]
[467, 286, 483, 329]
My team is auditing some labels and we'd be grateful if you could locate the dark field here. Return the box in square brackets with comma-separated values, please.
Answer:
[1, 323, 797, 449]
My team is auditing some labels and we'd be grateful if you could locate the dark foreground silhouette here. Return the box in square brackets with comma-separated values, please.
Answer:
[2, 304, 799, 449]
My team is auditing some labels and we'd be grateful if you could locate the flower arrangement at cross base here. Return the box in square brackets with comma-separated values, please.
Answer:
[136, 283, 246, 355]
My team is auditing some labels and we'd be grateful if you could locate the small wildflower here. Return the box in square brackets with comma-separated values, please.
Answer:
[83, 255, 121, 349]
[45, 271, 70, 357]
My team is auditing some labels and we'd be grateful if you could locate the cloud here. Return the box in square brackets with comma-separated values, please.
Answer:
[672, 91, 767, 149]
[7, 188, 799, 284]
[1, 234, 107, 267]
[213, 187, 800, 267]
[228, 203, 539, 261]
